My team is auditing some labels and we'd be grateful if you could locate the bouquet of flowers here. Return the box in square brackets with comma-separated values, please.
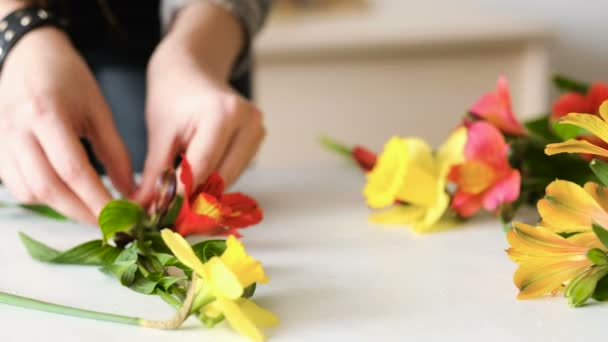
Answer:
[323, 75, 608, 306]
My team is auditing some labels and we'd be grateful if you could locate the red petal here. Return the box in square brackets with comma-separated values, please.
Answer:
[175, 210, 222, 236]
[221, 193, 264, 228]
[551, 92, 588, 120]
[588, 82, 608, 114]
[352, 145, 377, 172]
[194, 172, 225, 199]
[179, 154, 195, 197]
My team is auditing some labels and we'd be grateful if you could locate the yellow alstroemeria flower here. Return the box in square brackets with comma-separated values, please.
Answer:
[161, 229, 278, 342]
[363, 127, 467, 232]
[546, 99, 608, 157]
[537, 180, 608, 233]
[506, 222, 602, 299]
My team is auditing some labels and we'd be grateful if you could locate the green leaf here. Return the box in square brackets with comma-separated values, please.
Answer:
[159, 196, 184, 227]
[590, 159, 608, 187]
[587, 248, 608, 265]
[98, 200, 144, 242]
[553, 74, 589, 94]
[128, 271, 186, 295]
[20, 233, 120, 266]
[100, 244, 139, 285]
[19, 233, 60, 261]
[592, 223, 608, 250]
[129, 273, 159, 294]
[192, 240, 227, 262]
[524, 115, 558, 141]
[553, 121, 588, 141]
[19, 204, 67, 220]
[243, 283, 257, 299]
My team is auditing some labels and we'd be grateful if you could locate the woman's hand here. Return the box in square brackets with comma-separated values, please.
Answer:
[0, 28, 134, 223]
[137, 2, 265, 205]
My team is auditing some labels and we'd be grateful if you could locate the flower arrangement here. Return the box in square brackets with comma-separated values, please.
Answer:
[323, 74, 608, 306]
[0, 156, 277, 341]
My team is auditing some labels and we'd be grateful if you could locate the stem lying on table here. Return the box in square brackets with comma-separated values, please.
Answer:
[0, 291, 141, 326]
[0, 276, 199, 329]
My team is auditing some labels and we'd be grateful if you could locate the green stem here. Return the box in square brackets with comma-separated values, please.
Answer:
[0, 291, 141, 326]
[319, 135, 352, 158]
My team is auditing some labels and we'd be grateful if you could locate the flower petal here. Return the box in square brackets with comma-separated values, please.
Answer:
[436, 126, 467, 176]
[451, 191, 484, 217]
[551, 92, 589, 120]
[481, 169, 521, 211]
[584, 182, 608, 212]
[559, 113, 608, 144]
[237, 298, 280, 328]
[463, 121, 510, 170]
[537, 180, 608, 233]
[222, 193, 264, 229]
[545, 139, 608, 158]
[600, 99, 608, 122]
[221, 236, 269, 287]
[369, 205, 426, 225]
[215, 297, 267, 342]
[588, 83, 608, 115]
[363, 137, 409, 208]
[414, 189, 450, 232]
[202, 257, 244, 300]
[179, 155, 195, 197]
[469, 76, 525, 135]
[160, 229, 206, 276]
[194, 172, 225, 199]
[175, 211, 222, 236]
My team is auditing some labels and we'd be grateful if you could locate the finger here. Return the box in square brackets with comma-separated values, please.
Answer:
[183, 113, 237, 190]
[0, 147, 33, 203]
[32, 113, 113, 216]
[87, 94, 136, 197]
[14, 134, 96, 223]
[135, 129, 179, 206]
[217, 113, 265, 187]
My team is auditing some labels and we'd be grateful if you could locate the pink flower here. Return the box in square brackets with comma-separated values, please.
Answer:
[469, 76, 526, 136]
[448, 122, 521, 217]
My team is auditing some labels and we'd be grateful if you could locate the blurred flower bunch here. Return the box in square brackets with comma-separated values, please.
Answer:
[322, 75, 603, 233]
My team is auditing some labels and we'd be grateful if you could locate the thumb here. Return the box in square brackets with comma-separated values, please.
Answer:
[135, 128, 178, 207]
[87, 96, 136, 197]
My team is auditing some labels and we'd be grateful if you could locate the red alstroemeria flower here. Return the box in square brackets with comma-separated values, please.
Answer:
[552, 82, 608, 120]
[448, 121, 521, 217]
[174, 157, 263, 237]
[469, 76, 526, 136]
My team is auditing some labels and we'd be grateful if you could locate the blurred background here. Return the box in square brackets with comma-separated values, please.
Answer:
[252, 0, 608, 167]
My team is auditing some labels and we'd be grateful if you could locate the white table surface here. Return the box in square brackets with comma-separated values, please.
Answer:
[1, 165, 607, 342]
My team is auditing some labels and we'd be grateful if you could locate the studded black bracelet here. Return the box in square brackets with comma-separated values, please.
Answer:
[0, 6, 67, 72]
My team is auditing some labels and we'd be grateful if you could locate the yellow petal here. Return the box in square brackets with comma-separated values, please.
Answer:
[369, 205, 426, 225]
[413, 189, 450, 233]
[363, 137, 409, 208]
[160, 229, 206, 276]
[568, 231, 604, 249]
[215, 297, 266, 342]
[584, 181, 608, 212]
[221, 236, 269, 288]
[545, 139, 608, 158]
[395, 138, 438, 206]
[506, 223, 592, 298]
[537, 180, 608, 233]
[436, 126, 467, 176]
[560, 113, 608, 144]
[600, 100, 608, 122]
[202, 257, 244, 300]
[237, 298, 280, 328]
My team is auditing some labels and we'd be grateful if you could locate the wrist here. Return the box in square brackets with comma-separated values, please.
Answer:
[158, 1, 243, 81]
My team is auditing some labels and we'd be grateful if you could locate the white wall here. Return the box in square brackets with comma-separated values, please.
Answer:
[468, 0, 608, 83]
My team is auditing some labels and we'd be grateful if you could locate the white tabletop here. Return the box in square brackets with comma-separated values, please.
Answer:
[1, 165, 606, 342]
